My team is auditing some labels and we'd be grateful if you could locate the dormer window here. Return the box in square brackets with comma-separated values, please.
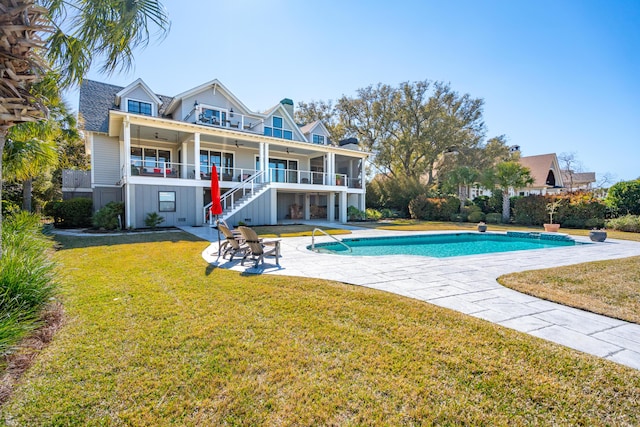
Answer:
[128, 99, 152, 116]
[264, 116, 293, 140]
[312, 134, 325, 145]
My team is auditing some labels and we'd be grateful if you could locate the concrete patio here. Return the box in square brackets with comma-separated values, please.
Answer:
[184, 225, 640, 371]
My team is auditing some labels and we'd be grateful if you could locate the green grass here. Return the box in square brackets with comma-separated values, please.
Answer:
[250, 224, 351, 238]
[1, 232, 639, 424]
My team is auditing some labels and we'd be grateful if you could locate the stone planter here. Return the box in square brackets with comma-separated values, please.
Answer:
[477, 223, 487, 232]
[589, 230, 607, 242]
[543, 223, 560, 232]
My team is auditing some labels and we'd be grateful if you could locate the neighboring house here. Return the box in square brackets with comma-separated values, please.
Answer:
[79, 78, 368, 228]
[515, 153, 565, 196]
[561, 170, 596, 192]
[470, 152, 583, 199]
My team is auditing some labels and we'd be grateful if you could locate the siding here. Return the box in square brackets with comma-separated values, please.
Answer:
[93, 134, 121, 185]
[226, 189, 274, 227]
[132, 185, 197, 228]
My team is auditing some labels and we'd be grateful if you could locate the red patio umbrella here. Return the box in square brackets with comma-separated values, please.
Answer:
[210, 165, 223, 216]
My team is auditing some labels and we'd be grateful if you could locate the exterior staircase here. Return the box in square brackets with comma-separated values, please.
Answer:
[203, 171, 270, 225]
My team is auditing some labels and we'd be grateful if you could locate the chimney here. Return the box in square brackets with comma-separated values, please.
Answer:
[280, 98, 294, 118]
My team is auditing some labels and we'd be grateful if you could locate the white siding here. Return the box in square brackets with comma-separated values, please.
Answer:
[93, 135, 121, 185]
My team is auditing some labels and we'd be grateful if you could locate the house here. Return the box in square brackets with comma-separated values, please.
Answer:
[515, 153, 565, 196]
[79, 78, 368, 228]
[469, 152, 596, 199]
[561, 170, 596, 192]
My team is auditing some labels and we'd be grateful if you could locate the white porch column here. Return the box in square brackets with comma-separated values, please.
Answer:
[123, 118, 132, 229]
[359, 193, 366, 212]
[328, 152, 336, 185]
[270, 188, 277, 224]
[304, 194, 311, 220]
[263, 142, 270, 182]
[181, 141, 188, 179]
[194, 132, 201, 180]
[328, 192, 335, 222]
[339, 191, 347, 223]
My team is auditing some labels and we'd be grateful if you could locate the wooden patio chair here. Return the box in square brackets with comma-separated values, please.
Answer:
[218, 222, 247, 260]
[238, 226, 280, 268]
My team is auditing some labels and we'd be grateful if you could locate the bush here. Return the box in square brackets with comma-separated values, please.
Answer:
[380, 208, 396, 219]
[409, 195, 460, 221]
[486, 213, 502, 224]
[606, 215, 640, 233]
[145, 212, 165, 228]
[556, 192, 607, 229]
[44, 198, 93, 228]
[606, 180, 640, 215]
[512, 195, 547, 225]
[468, 211, 486, 223]
[365, 208, 382, 221]
[0, 212, 57, 355]
[347, 205, 365, 221]
[93, 202, 125, 230]
[473, 191, 503, 214]
[366, 175, 427, 216]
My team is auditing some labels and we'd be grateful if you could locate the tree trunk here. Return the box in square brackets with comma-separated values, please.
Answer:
[502, 189, 510, 223]
[22, 178, 33, 212]
[0, 133, 4, 260]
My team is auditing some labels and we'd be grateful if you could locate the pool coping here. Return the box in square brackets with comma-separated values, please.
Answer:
[190, 226, 640, 371]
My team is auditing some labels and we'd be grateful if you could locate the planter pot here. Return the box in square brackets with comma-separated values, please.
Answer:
[477, 224, 487, 232]
[589, 230, 607, 242]
[543, 223, 560, 232]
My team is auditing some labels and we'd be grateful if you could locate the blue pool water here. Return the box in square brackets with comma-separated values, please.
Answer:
[310, 232, 580, 258]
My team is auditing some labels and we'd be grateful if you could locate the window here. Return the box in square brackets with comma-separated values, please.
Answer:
[127, 100, 152, 116]
[200, 108, 226, 125]
[263, 116, 292, 140]
[159, 191, 176, 212]
[312, 134, 325, 145]
[130, 147, 171, 170]
[200, 150, 234, 178]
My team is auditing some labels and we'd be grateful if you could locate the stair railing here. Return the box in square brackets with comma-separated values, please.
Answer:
[203, 170, 266, 224]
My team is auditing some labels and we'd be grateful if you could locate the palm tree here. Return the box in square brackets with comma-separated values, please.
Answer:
[3, 121, 58, 212]
[446, 166, 480, 212]
[0, 0, 169, 258]
[484, 161, 534, 223]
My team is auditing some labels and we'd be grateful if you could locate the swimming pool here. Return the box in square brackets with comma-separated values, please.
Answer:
[309, 232, 581, 258]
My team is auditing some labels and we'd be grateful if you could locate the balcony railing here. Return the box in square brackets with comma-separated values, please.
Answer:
[193, 107, 262, 133]
[127, 162, 362, 188]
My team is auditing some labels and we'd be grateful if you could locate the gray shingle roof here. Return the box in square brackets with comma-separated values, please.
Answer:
[79, 80, 122, 133]
[79, 79, 175, 132]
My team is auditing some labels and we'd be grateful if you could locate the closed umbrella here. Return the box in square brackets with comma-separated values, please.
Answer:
[210, 165, 223, 216]
[211, 165, 224, 255]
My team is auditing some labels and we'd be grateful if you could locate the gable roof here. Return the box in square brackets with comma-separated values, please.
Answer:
[263, 103, 307, 141]
[518, 153, 563, 188]
[115, 78, 162, 106]
[163, 79, 254, 116]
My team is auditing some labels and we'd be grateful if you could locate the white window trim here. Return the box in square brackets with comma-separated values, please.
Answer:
[125, 97, 155, 116]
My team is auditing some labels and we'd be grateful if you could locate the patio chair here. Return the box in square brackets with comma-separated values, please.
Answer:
[238, 226, 280, 267]
[218, 222, 247, 260]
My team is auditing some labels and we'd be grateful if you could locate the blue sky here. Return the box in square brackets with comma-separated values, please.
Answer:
[71, 0, 640, 182]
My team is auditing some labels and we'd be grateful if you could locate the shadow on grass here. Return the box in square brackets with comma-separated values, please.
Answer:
[53, 231, 206, 250]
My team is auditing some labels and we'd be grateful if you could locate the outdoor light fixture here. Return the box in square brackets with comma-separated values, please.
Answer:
[194, 100, 199, 107]
[230, 107, 234, 117]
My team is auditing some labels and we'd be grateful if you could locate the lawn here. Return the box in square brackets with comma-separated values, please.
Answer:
[1, 232, 639, 425]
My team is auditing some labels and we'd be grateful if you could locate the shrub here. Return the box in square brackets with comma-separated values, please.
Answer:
[0, 212, 57, 355]
[93, 202, 125, 230]
[606, 215, 640, 233]
[44, 198, 93, 228]
[409, 195, 460, 221]
[365, 208, 382, 221]
[145, 212, 165, 228]
[380, 208, 395, 219]
[486, 213, 502, 224]
[366, 175, 427, 216]
[468, 211, 485, 223]
[512, 195, 547, 225]
[605, 179, 640, 215]
[347, 205, 365, 221]
[556, 192, 607, 229]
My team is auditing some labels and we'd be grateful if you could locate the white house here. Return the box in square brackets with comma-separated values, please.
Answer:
[79, 78, 368, 228]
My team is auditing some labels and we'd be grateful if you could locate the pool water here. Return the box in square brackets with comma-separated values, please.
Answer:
[310, 232, 580, 258]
